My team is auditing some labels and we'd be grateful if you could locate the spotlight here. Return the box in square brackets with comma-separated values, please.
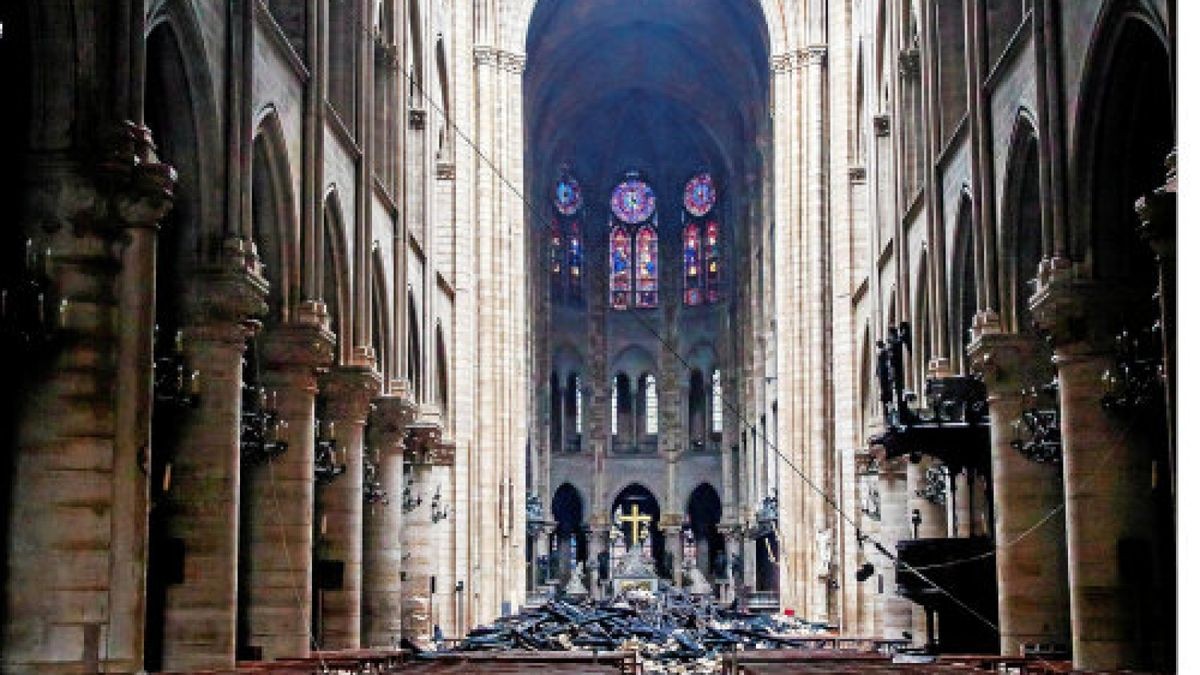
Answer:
[855, 562, 875, 582]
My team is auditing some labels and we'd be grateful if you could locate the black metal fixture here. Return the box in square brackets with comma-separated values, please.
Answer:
[363, 447, 388, 505]
[1101, 323, 1165, 420]
[911, 508, 923, 539]
[751, 488, 779, 538]
[1009, 379, 1062, 464]
[401, 474, 422, 513]
[914, 465, 948, 505]
[526, 493, 546, 537]
[240, 346, 288, 464]
[431, 484, 449, 523]
[153, 325, 200, 410]
[869, 322, 990, 472]
[314, 419, 346, 485]
[1, 238, 62, 349]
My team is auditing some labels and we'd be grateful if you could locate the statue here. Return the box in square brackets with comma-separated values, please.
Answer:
[536, 554, 550, 585]
[816, 528, 833, 578]
[597, 550, 610, 580]
[731, 552, 744, 582]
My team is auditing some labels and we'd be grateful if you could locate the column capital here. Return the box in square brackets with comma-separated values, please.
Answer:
[968, 332, 1041, 396]
[321, 366, 383, 423]
[183, 253, 269, 329]
[369, 395, 419, 452]
[659, 512, 684, 529]
[260, 322, 336, 377]
[1029, 273, 1133, 359]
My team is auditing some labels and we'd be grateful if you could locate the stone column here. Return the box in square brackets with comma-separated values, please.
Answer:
[587, 522, 607, 597]
[362, 395, 418, 647]
[662, 522, 684, 587]
[161, 264, 267, 672]
[240, 324, 334, 661]
[1032, 280, 1160, 670]
[878, 458, 912, 640]
[317, 367, 381, 648]
[971, 333, 1069, 655]
[400, 422, 453, 640]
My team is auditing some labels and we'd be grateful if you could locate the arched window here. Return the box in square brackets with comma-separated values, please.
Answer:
[704, 221, 720, 303]
[610, 226, 632, 309]
[644, 374, 658, 435]
[712, 369, 723, 433]
[683, 223, 702, 306]
[573, 377, 583, 436]
[549, 222, 563, 298]
[567, 222, 583, 301]
[610, 377, 619, 436]
[635, 226, 658, 308]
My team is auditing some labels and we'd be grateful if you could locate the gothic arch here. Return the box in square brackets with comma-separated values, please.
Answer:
[997, 110, 1042, 333]
[371, 250, 391, 381]
[251, 109, 300, 324]
[145, 1, 222, 253]
[505, 0, 793, 58]
[949, 192, 977, 373]
[321, 189, 353, 358]
[1070, 0, 1173, 274]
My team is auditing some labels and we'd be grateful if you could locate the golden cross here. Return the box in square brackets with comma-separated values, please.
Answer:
[617, 503, 653, 544]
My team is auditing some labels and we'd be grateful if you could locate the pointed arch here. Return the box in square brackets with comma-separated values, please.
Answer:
[435, 322, 449, 415]
[407, 287, 423, 399]
[634, 225, 658, 308]
[610, 226, 632, 309]
[683, 222, 702, 306]
[998, 110, 1043, 333]
[251, 109, 301, 324]
[371, 249, 391, 382]
[950, 193, 978, 373]
[322, 189, 353, 356]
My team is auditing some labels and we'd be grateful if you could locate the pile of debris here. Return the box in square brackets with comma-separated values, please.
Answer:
[448, 587, 826, 674]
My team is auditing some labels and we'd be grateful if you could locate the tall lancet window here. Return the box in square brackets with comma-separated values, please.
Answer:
[611, 377, 619, 436]
[705, 221, 720, 303]
[711, 369, 723, 433]
[553, 172, 583, 302]
[635, 226, 658, 308]
[574, 379, 583, 435]
[549, 222, 563, 298]
[567, 221, 583, 302]
[683, 172, 719, 305]
[610, 227, 632, 310]
[683, 223, 702, 305]
[645, 375, 658, 435]
[610, 173, 656, 310]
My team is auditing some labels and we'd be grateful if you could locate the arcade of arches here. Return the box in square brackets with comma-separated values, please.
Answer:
[0, 0, 1178, 673]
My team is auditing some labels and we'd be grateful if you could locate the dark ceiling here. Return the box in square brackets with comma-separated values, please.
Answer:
[524, 0, 770, 226]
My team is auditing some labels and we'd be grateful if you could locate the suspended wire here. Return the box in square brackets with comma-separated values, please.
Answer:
[321, 10, 1163, 637]
[379, 44, 1006, 632]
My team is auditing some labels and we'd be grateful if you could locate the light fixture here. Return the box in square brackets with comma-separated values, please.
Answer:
[153, 325, 200, 410]
[1101, 323, 1165, 420]
[314, 418, 346, 485]
[1009, 379, 1062, 463]
[363, 447, 388, 505]
[1, 238, 60, 349]
[431, 484, 449, 523]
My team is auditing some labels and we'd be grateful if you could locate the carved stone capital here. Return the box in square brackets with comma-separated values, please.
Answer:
[369, 394, 419, 452]
[183, 252, 269, 329]
[403, 418, 449, 465]
[1029, 273, 1134, 359]
[472, 45, 526, 73]
[260, 322, 336, 373]
[967, 332, 1041, 397]
[321, 366, 383, 423]
[659, 513, 684, 528]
